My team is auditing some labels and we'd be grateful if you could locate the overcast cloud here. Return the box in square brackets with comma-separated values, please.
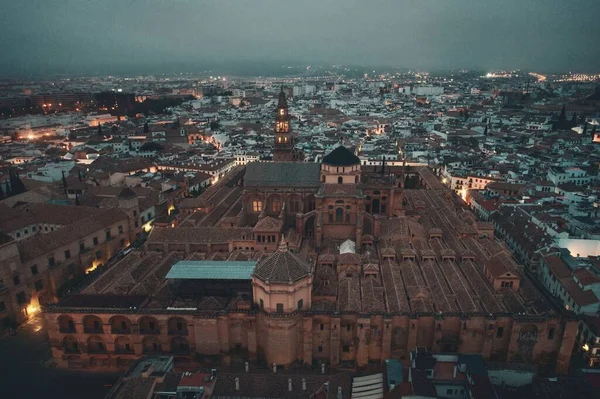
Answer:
[1, 0, 599, 76]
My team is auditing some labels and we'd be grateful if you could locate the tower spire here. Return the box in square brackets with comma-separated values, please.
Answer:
[278, 234, 288, 251]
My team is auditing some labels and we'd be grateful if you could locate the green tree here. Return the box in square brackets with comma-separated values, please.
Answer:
[140, 142, 164, 152]
[61, 171, 68, 194]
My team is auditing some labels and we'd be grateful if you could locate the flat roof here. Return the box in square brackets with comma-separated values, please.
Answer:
[166, 260, 256, 280]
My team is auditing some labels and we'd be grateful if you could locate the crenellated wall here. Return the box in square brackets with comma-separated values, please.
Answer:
[45, 310, 578, 374]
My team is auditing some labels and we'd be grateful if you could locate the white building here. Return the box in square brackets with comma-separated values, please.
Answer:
[547, 167, 593, 186]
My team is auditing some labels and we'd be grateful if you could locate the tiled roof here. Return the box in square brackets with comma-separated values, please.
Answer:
[322, 146, 360, 166]
[318, 184, 362, 197]
[117, 187, 137, 199]
[253, 241, 311, 284]
[253, 216, 283, 232]
[543, 255, 571, 279]
[17, 207, 129, 261]
[573, 268, 600, 286]
[147, 226, 253, 244]
[245, 162, 320, 188]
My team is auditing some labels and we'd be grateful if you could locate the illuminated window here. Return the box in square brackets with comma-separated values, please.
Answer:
[252, 200, 263, 212]
[280, 109, 284, 116]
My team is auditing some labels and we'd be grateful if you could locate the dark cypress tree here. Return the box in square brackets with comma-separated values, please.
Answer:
[484, 125, 488, 136]
[381, 156, 386, 175]
[592, 124, 597, 140]
[75, 194, 80, 206]
[582, 123, 588, 137]
[97, 124, 103, 136]
[571, 112, 578, 127]
[558, 104, 566, 123]
[143, 122, 150, 134]
[10, 170, 26, 195]
[78, 170, 83, 182]
[61, 170, 68, 194]
[4, 179, 11, 197]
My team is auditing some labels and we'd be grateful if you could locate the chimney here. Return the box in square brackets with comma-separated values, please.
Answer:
[288, 378, 293, 392]
[235, 377, 239, 391]
[321, 363, 326, 374]
[302, 378, 306, 391]
[273, 363, 277, 373]
[453, 365, 457, 378]
[245, 362, 249, 372]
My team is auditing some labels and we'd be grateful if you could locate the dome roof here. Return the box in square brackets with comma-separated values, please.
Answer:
[322, 146, 360, 166]
[253, 238, 311, 284]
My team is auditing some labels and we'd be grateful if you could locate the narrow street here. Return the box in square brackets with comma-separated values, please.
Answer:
[0, 314, 120, 399]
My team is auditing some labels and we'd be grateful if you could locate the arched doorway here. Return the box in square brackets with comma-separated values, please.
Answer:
[517, 325, 538, 363]
[58, 315, 76, 333]
[63, 336, 80, 353]
[167, 317, 188, 335]
[138, 316, 160, 334]
[142, 336, 161, 354]
[87, 336, 106, 354]
[114, 336, 134, 354]
[110, 315, 132, 334]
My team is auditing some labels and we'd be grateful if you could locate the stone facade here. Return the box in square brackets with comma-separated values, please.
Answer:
[45, 310, 576, 373]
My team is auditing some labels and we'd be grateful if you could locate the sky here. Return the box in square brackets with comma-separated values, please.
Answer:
[1, 0, 599, 76]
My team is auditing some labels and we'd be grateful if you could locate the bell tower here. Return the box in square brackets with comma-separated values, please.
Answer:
[273, 88, 294, 162]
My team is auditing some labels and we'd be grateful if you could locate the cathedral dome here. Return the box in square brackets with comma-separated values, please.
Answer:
[322, 146, 360, 166]
[252, 239, 311, 284]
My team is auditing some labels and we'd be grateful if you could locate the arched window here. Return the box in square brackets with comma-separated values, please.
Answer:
[355, 176, 359, 183]
[337, 176, 343, 184]
[272, 198, 282, 212]
[252, 200, 263, 212]
[335, 208, 343, 223]
[297, 299, 303, 310]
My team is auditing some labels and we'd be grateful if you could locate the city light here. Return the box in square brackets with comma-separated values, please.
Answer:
[582, 343, 590, 352]
[86, 260, 102, 274]
[26, 304, 39, 315]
